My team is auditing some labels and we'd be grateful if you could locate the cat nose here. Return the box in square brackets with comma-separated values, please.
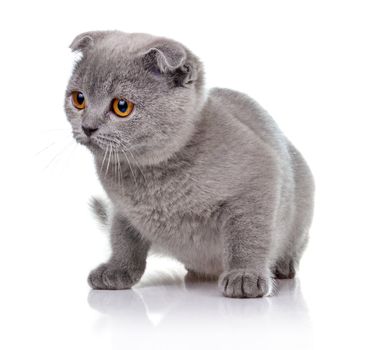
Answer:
[82, 126, 98, 137]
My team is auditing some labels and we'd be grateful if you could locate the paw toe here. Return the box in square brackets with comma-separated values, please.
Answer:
[88, 264, 107, 289]
[102, 269, 133, 290]
[88, 264, 135, 290]
[218, 269, 271, 298]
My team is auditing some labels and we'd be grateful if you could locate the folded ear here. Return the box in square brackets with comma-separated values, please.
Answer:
[142, 40, 198, 86]
[69, 31, 107, 53]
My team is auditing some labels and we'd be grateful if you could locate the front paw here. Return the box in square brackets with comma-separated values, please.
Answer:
[88, 263, 141, 290]
[218, 269, 272, 298]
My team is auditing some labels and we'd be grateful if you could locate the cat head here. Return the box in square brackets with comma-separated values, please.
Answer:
[65, 31, 205, 165]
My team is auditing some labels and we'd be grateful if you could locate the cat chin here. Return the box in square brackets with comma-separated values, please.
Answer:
[87, 143, 104, 154]
[76, 139, 101, 154]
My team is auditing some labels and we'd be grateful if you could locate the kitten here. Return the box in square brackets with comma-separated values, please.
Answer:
[65, 31, 314, 298]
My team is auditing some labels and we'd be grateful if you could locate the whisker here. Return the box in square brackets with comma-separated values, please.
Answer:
[114, 150, 118, 184]
[40, 128, 71, 133]
[121, 148, 137, 185]
[115, 140, 147, 185]
[100, 145, 109, 174]
[117, 151, 123, 189]
[105, 143, 112, 176]
[34, 142, 56, 157]
[125, 147, 147, 184]
[63, 143, 78, 174]
[96, 134, 143, 187]
[114, 151, 117, 185]
[109, 133, 146, 183]
[43, 141, 74, 170]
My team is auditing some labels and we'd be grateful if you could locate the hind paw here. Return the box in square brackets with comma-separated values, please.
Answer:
[273, 258, 296, 279]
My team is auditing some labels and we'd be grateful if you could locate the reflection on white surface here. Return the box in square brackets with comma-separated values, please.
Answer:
[88, 270, 312, 350]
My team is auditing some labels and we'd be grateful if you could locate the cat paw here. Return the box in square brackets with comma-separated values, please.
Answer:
[88, 263, 140, 290]
[273, 258, 296, 279]
[218, 269, 272, 298]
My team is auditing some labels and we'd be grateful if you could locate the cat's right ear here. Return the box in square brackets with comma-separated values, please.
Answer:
[69, 31, 106, 53]
[141, 41, 199, 87]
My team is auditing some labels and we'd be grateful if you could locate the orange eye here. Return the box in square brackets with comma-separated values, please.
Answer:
[71, 91, 86, 110]
[112, 98, 134, 118]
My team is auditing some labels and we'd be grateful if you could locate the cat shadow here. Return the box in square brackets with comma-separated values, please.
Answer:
[88, 271, 312, 350]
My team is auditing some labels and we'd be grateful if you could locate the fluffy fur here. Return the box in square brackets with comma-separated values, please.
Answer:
[65, 31, 314, 298]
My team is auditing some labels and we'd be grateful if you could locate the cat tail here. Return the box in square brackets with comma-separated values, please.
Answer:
[89, 196, 109, 227]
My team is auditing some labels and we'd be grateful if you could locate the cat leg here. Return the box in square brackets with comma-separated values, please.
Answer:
[88, 213, 150, 290]
[273, 257, 296, 279]
[273, 229, 309, 279]
[218, 196, 276, 298]
[272, 143, 314, 280]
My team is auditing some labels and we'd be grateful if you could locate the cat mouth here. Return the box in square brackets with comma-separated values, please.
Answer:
[72, 132, 102, 151]
[72, 131, 90, 145]
[89, 136, 118, 152]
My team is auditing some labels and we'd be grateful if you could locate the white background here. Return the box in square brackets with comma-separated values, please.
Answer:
[0, 1, 371, 349]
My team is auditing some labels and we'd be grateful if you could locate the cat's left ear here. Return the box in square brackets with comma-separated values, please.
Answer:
[69, 31, 107, 53]
[142, 41, 199, 87]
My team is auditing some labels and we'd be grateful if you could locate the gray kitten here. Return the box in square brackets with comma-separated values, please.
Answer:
[65, 31, 314, 298]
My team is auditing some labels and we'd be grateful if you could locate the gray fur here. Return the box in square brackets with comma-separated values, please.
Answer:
[89, 197, 108, 227]
[65, 31, 314, 298]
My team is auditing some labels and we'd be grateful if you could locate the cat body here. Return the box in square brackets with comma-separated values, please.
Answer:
[65, 31, 314, 298]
